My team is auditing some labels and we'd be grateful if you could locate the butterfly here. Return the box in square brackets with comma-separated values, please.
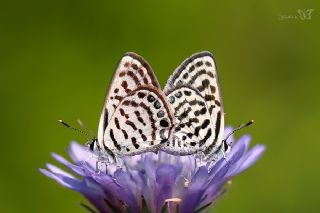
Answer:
[87, 52, 175, 162]
[85, 51, 251, 164]
[160, 52, 229, 161]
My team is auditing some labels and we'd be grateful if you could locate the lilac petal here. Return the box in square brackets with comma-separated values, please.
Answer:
[190, 166, 209, 189]
[229, 135, 251, 157]
[209, 136, 249, 179]
[233, 144, 266, 175]
[155, 164, 181, 213]
[39, 168, 82, 190]
[142, 155, 157, 212]
[179, 167, 210, 213]
[180, 188, 205, 213]
[114, 169, 141, 212]
[92, 173, 125, 211]
[68, 141, 96, 169]
[208, 135, 251, 177]
[46, 163, 76, 180]
[198, 180, 226, 209]
[42, 165, 110, 213]
[51, 153, 86, 176]
[81, 179, 112, 213]
[43, 170, 111, 213]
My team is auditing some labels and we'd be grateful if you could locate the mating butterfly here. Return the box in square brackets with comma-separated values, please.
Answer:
[88, 53, 175, 161]
[161, 52, 228, 161]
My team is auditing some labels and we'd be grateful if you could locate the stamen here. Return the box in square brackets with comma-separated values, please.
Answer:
[165, 198, 182, 203]
[184, 178, 190, 188]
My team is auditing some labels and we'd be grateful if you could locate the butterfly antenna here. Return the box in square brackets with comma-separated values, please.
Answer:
[77, 119, 95, 138]
[224, 120, 254, 144]
[58, 120, 94, 140]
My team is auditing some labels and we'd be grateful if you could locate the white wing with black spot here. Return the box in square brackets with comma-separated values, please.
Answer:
[104, 86, 175, 156]
[164, 51, 224, 155]
[98, 52, 160, 149]
[162, 86, 216, 155]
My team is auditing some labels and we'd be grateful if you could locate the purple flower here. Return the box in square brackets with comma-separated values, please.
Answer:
[40, 127, 265, 213]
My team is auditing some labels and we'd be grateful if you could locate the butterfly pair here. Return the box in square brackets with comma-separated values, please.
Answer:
[86, 51, 232, 164]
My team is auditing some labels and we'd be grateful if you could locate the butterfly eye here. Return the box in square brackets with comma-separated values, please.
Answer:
[89, 141, 95, 151]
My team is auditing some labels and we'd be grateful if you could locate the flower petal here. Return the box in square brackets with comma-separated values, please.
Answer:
[68, 141, 96, 169]
[155, 164, 181, 212]
[51, 153, 86, 176]
[114, 169, 142, 212]
[233, 144, 266, 175]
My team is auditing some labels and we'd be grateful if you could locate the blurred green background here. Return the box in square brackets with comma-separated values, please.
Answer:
[1, 0, 319, 212]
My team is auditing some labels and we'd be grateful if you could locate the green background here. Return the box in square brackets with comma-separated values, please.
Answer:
[1, 0, 319, 212]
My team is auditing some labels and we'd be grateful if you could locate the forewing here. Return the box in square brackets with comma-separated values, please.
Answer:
[104, 86, 174, 156]
[163, 86, 216, 154]
[98, 52, 160, 145]
[164, 51, 224, 152]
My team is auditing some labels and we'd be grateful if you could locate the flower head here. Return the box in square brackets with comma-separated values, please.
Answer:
[40, 127, 265, 213]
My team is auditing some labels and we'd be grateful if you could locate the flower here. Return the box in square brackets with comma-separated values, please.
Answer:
[40, 127, 265, 213]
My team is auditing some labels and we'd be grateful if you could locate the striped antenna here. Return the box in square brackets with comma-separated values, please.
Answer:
[77, 119, 95, 137]
[58, 120, 95, 140]
[224, 120, 254, 145]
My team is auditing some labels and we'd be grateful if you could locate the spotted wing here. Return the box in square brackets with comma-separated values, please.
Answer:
[98, 52, 160, 146]
[164, 51, 224, 153]
[103, 86, 175, 156]
[162, 86, 216, 155]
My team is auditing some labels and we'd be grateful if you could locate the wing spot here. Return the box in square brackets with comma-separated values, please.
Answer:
[196, 61, 204, 67]
[175, 91, 182, 98]
[200, 107, 207, 115]
[189, 65, 195, 72]
[125, 120, 137, 130]
[205, 61, 212, 67]
[160, 119, 169, 128]
[183, 73, 189, 79]
[201, 119, 210, 129]
[122, 129, 128, 139]
[120, 108, 129, 119]
[137, 92, 146, 98]
[160, 129, 166, 139]
[202, 79, 210, 88]
[184, 90, 192, 96]
[115, 118, 120, 129]
[121, 81, 128, 89]
[131, 137, 139, 149]
[169, 96, 175, 104]
[205, 95, 215, 101]
[119, 71, 126, 77]
[210, 86, 216, 93]
[147, 94, 156, 102]
[157, 110, 165, 118]
[131, 63, 138, 70]
[110, 129, 121, 151]
[154, 100, 161, 109]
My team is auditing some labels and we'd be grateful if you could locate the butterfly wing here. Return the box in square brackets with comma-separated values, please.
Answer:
[98, 52, 160, 148]
[164, 51, 224, 155]
[103, 86, 175, 156]
[162, 86, 216, 155]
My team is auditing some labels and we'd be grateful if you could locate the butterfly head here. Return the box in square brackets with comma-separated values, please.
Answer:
[86, 138, 100, 153]
[222, 139, 232, 154]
